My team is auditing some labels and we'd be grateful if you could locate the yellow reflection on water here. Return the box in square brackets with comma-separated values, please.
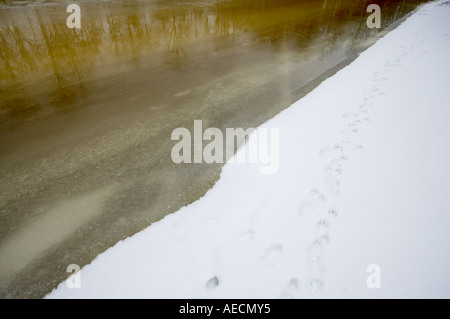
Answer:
[0, 0, 422, 127]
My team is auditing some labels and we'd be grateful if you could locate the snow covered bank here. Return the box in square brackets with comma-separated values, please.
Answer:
[48, 0, 450, 299]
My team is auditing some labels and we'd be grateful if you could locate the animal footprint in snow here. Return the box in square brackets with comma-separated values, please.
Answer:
[324, 175, 340, 188]
[307, 234, 330, 290]
[281, 278, 301, 299]
[262, 244, 283, 265]
[307, 255, 326, 278]
[317, 219, 329, 229]
[317, 220, 329, 237]
[324, 175, 341, 196]
[339, 155, 348, 163]
[310, 278, 324, 293]
[326, 165, 343, 178]
[308, 235, 330, 256]
[206, 276, 220, 292]
[328, 208, 338, 218]
[334, 144, 343, 152]
[309, 189, 326, 202]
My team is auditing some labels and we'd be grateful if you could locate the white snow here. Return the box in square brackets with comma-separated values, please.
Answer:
[47, 0, 450, 299]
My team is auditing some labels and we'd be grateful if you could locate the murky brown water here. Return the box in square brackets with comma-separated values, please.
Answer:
[0, 0, 428, 298]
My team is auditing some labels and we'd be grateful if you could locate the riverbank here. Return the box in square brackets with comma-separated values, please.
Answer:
[1, 0, 427, 298]
[49, 0, 450, 298]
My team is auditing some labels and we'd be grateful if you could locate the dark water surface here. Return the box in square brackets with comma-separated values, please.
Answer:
[0, 0, 427, 298]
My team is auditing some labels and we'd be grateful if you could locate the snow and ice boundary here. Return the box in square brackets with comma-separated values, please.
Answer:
[48, 1, 450, 299]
